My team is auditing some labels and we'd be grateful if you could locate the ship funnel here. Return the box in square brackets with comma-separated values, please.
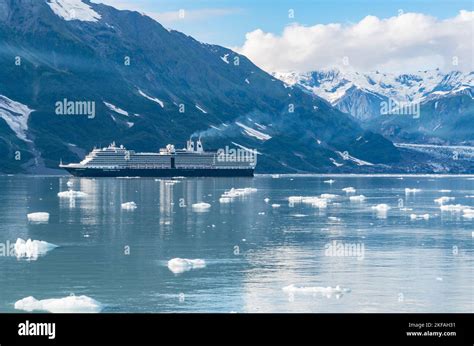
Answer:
[196, 139, 204, 153]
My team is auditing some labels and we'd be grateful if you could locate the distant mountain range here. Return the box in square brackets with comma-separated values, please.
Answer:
[0, 0, 472, 174]
[274, 69, 474, 145]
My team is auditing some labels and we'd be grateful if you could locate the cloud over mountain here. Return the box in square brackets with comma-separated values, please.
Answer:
[236, 11, 473, 74]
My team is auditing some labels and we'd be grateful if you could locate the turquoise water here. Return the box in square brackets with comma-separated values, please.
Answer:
[0, 175, 473, 313]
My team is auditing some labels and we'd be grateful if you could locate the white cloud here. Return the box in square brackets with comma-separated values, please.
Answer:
[236, 11, 474, 74]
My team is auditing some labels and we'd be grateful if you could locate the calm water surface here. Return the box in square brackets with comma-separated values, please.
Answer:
[0, 175, 473, 313]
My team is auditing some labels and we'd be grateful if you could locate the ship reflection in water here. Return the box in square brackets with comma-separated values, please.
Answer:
[0, 175, 472, 313]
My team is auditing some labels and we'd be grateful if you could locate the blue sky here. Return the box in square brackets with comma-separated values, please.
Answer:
[98, 0, 472, 46]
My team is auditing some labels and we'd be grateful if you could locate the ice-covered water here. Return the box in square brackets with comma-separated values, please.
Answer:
[0, 175, 472, 313]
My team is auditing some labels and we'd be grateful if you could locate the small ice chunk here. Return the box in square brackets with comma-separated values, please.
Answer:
[350, 195, 366, 202]
[15, 295, 103, 313]
[410, 214, 430, 220]
[434, 197, 455, 205]
[121, 202, 137, 210]
[405, 188, 421, 194]
[14, 238, 58, 260]
[440, 204, 469, 212]
[219, 197, 232, 203]
[58, 190, 87, 198]
[328, 216, 341, 222]
[272, 204, 281, 208]
[342, 187, 356, 193]
[264, 198, 270, 203]
[192, 202, 211, 211]
[462, 209, 474, 218]
[282, 284, 350, 298]
[320, 194, 338, 199]
[372, 204, 390, 212]
[439, 190, 451, 193]
[167, 258, 206, 274]
[66, 181, 74, 187]
[324, 179, 335, 184]
[27, 212, 50, 223]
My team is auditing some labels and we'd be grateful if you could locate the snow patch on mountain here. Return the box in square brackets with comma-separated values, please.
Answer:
[138, 89, 164, 108]
[47, 0, 101, 22]
[235, 121, 272, 141]
[0, 95, 33, 142]
[104, 102, 129, 116]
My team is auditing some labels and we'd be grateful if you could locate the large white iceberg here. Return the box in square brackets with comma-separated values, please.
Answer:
[167, 258, 206, 274]
[15, 238, 58, 260]
[15, 295, 103, 313]
[27, 212, 50, 223]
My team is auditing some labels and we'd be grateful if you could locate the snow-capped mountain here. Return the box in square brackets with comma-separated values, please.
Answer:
[273, 69, 474, 122]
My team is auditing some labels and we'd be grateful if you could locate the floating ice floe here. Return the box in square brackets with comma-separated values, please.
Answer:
[15, 295, 103, 313]
[410, 214, 430, 220]
[324, 179, 335, 184]
[440, 204, 469, 212]
[328, 216, 342, 222]
[192, 202, 211, 211]
[282, 284, 351, 298]
[288, 196, 328, 208]
[405, 188, 421, 194]
[219, 188, 257, 203]
[167, 258, 206, 274]
[439, 190, 452, 193]
[27, 212, 50, 223]
[320, 194, 338, 200]
[462, 209, 474, 219]
[434, 196, 455, 205]
[349, 195, 366, 202]
[121, 202, 137, 210]
[57, 190, 87, 198]
[342, 187, 356, 194]
[372, 204, 390, 212]
[15, 238, 58, 260]
[66, 181, 74, 187]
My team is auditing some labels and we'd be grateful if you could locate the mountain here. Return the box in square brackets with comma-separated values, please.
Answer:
[274, 69, 474, 145]
[0, 0, 412, 174]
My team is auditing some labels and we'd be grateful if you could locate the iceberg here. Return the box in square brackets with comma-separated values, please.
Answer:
[167, 258, 206, 274]
[440, 204, 469, 212]
[192, 202, 211, 211]
[372, 204, 391, 212]
[121, 201, 137, 210]
[27, 212, 50, 223]
[405, 188, 421, 194]
[15, 295, 103, 313]
[282, 284, 351, 298]
[349, 195, 366, 202]
[57, 190, 87, 198]
[410, 214, 430, 220]
[15, 238, 58, 260]
[434, 196, 455, 205]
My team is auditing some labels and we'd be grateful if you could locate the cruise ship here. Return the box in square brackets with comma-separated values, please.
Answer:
[59, 139, 256, 177]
